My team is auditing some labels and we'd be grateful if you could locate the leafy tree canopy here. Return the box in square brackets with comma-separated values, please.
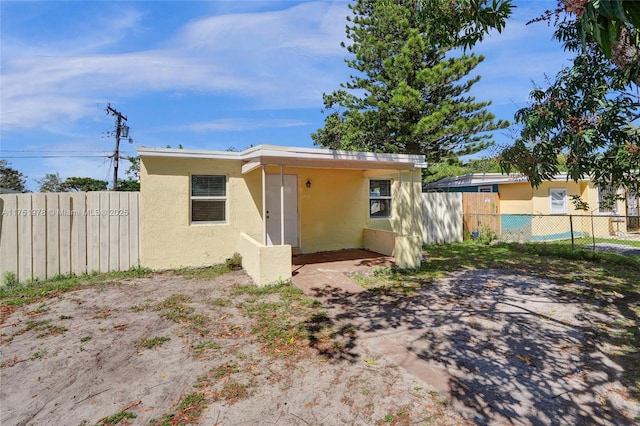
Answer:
[565, 0, 639, 71]
[62, 177, 108, 192]
[0, 160, 28, 192]
[311, 0, 511, 163]
[535, 1, 640, 84]
[116, 179, 140, 192]
[423, 155, 502, 185]
[499, 15, 640, 195]
[37, 173, 66, 192]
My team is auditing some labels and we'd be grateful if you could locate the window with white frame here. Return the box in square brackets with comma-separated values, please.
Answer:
[369, 179, 392, 218]
[549, 188, 567, 214]
[191, 175, 227, 223]
[598, 185, 617, 214]
[478, 185, 493, 193]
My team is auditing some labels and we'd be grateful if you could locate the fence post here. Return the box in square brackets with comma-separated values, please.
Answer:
[569, 215, 574, 251]
[591, 214, 596, 251]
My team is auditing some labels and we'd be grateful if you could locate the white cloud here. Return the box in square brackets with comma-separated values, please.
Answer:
[177, 118, 310, 132]
[1, 1, 350, 131]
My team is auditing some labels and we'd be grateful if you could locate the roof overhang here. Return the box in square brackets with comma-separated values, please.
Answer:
[138, 144, 427, 174]
[425, 172, 588, 189]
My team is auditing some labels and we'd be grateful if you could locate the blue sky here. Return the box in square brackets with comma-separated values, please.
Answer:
[1, 0, 573, 191]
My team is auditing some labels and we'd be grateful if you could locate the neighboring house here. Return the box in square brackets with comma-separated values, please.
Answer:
[138, 145, 426, 286]
[425, 173, 639, 240]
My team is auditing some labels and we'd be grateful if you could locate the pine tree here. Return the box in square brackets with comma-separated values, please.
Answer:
[312, 0, 510, 162]
[0, 160, 28, 192]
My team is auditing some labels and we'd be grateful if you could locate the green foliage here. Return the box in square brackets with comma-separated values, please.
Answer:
[416, 0, 513, 49]
[500, 20, 640, 194]
[2, 271, 19, 288]
[423, 155, 501, 185]
[0, 160, 27, 192]
[571, 0, 640, 63]
[312, 0, 510, 162]
[225, 252, 242, 269]
[470, 224, 498, 245]
[98, 411, 136, 425]
[37, 173, 65, 192]
[138, 336, 171, 349]
[570, 194, 590, 211]
[117, 156, 141, 191]
[0, 266, 152, 307]
[61, 176, 108, 192]
[115, 178, 140, 191]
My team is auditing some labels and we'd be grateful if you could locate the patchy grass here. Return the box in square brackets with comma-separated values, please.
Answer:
[97, 410, 137, 425]
[172, 264, 230, 279]
[0, 266, 152, 312]
[191, 340, 220, 352]
[154, 294, 210, 335]
[170, 392, 207, 424]
[233, 282, 331, 357]
[137, 336, 171, 349]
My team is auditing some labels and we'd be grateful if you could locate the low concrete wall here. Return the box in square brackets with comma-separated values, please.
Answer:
[363, 227, 395, 256]
[394, 235, 422, 269]
[238, 233, 292, 286]
[363, 228, 422, 269]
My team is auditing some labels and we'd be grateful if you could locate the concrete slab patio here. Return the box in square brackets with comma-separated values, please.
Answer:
[291, 249, 393, 298]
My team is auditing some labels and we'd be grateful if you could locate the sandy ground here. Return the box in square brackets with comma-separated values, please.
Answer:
[0, 271, 465, 426]
[1, 267, 639, 425]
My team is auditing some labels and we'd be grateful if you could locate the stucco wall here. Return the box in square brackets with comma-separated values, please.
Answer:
[140, 157, 424, 271]
[498, 182, 533, 214]
[139, 157, 262, 270]
[238, 233, 291, 286]
[293, 167, 369, 253]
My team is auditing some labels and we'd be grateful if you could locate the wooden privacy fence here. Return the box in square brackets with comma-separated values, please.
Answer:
[422, 192, 500, 243]
[462, 193, 500, 237]
[0, 192, 139, 283]
[422, 192, 463, 244]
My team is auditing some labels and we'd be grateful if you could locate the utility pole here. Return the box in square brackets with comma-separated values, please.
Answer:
[106, 103, 128, 191]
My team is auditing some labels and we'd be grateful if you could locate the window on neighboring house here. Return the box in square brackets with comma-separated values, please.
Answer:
[478, 185, 493, 193]
[550, 188, 567, 214]
[598, 185, 617, 214]
[191, 175, 227, 223]
[369, 179, 392, 218]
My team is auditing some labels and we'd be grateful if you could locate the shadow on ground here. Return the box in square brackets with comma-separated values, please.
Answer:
[300, 268, 639, 425]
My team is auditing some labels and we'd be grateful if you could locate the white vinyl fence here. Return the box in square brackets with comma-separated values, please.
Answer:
[0, 192, 139, 283]
[422, 192, 463, 244]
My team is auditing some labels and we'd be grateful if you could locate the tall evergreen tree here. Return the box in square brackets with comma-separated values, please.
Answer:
[312, 0, 511, 162]
[0, 160, 28, 192]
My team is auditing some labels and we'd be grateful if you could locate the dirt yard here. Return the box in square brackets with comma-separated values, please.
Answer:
[0, 270, 465, 426]
[1, 267, 639, 425]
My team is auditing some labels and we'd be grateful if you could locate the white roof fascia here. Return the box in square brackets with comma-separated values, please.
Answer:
[138, 145, 426, 172]
[137, 147, 242, 160]
[427, 172, 589, 188]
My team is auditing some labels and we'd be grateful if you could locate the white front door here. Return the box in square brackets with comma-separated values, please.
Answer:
[265, 174, 298, 246]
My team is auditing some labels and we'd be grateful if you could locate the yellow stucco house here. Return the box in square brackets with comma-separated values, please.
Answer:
[425, 173, 639, 241]
[138, 145, 426, 286]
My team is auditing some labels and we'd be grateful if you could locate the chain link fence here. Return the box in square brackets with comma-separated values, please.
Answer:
[463, 213, 640, 254]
